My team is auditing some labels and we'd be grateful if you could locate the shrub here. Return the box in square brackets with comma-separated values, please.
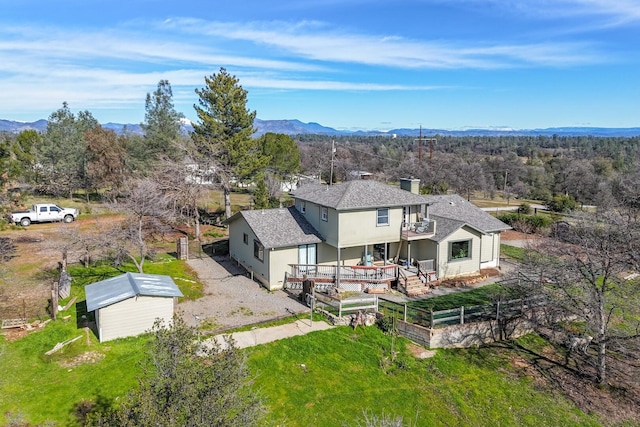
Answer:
[496, 212, 551, 233]
[545, 194, 577, 213]
[376, 314, 397, 334]
[516, 203, 532, 214]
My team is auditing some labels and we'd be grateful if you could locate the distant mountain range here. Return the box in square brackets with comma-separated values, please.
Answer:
[2, 118, 640, 138]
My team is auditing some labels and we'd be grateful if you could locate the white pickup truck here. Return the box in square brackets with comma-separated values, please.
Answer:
[8, 203, 79, 226]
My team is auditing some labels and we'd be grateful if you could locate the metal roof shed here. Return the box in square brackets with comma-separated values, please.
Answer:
[85, 272, 183, 342]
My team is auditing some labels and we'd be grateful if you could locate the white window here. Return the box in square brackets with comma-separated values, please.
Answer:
[377, 208, 389, 226]
[449, 240, 471, 261]
[321, 207, 328, 222]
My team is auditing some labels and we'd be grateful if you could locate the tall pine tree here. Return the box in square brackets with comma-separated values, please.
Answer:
[192, 68, 267, 219]
[141, 80, 185, 164]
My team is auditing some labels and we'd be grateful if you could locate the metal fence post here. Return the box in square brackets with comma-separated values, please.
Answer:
[460, 306, 465, 324]
[403, 304, 407, 322]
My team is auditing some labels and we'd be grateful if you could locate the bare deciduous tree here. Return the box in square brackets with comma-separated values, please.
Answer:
[109, 178, 175, 273]
[508, 210, 640, 385]
[152, 159, 208, 240]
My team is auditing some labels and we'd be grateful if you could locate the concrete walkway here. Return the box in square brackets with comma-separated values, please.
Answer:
[202, 319, 334, 350]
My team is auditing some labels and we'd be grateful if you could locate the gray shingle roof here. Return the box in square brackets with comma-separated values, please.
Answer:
[428, 215, 469, 242]
[228, 206, 323, 249]
[426, 194, 511, 233]
[292, 180, 429, 210]
[85, 273, 183, 312]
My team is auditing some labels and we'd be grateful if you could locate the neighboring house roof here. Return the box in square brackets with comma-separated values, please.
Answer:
[85, 273, 183, 312]
[426, 194, 512, 233]
[292, 180, 429, 210]
[226, 206, 323, 249]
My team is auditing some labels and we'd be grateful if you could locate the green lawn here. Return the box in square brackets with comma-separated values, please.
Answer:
[0, 255, 203, 426]
[0, 255, 605, 427]
[394, 283, 509, 312]
[501, 243, 528, 261]
[247, 326, 599, 426]
[0, 315, 149, 426]
[1, 318, 603, 426]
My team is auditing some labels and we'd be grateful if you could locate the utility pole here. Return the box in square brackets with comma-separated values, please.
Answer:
[503, 169, 509, 204]
[414, 127, 436, 166]
[418, 126, 423, 162]
[329, 140, 335, 185]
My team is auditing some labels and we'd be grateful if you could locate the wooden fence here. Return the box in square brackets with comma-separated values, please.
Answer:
[378, 296, 544, 329]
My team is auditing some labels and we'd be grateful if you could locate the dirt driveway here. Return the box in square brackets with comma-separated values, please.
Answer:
[179, 254, 309, 332]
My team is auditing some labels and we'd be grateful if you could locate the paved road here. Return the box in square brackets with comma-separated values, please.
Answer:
[481, 204, 546, 213]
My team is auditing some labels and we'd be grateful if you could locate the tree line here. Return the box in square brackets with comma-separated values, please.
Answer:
[296, 133, 640, 210]
[0, 71, 300, 218]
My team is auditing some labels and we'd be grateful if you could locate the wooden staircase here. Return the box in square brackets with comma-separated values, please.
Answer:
[399, 273, 431, 297]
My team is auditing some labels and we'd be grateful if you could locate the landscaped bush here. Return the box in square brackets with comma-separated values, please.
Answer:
[545, 194, 577, 213]
[496, 212, 552, 233]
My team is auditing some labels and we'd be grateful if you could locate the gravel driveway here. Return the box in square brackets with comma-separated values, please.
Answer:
[178, 255, 308, 331]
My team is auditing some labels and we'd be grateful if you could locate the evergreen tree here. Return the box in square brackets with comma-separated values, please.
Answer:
[252, 175, 269, 209]
[259, 132, 300, 178]
[141, 80, 185, 163]
[38, 102, 98, 198]
[192, 68, 267, 219]
[84, 127, 127, 196]
[10, 130, 39, 184]
[88, 317, 263, 426]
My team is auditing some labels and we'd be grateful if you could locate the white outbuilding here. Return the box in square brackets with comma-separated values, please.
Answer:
[85, 272, 183, 343]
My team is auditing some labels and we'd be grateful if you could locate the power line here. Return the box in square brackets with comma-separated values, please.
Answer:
[334, 142, 412, 166]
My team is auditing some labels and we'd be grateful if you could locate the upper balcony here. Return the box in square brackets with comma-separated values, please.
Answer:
[401, 219, 436, 241]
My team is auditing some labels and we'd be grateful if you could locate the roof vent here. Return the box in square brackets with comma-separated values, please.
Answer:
[449, 201, 455, 206]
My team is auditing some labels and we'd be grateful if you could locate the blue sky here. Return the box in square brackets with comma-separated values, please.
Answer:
[1, 0, 639, 131]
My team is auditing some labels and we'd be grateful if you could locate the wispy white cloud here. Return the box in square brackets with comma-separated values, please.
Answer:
[0, 25, 321, 72]
[0, 7, 626, 124]
[473, 0, 640, 27]
[172, 18, 605, 69]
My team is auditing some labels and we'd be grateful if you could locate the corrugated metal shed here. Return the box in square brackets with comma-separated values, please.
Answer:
[85, 272, 183, 312]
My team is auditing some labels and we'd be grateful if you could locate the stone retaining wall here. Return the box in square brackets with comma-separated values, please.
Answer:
[397, 316, 536, 349]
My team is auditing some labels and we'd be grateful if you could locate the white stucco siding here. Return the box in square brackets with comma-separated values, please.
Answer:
[316, 206, 339, 247]
[410, 240, 438, 265]
[228, 219, 256, 270]
[228, 218, 270, 287]
[317, 242, 338, 264]
[437, 227, 481, 279]
[304, 201, 321, 228]
[338, 208, 402, 247]
[267, 246, 298, 290]
[480, 232, 501, 268]
[97, 296, 174, 342]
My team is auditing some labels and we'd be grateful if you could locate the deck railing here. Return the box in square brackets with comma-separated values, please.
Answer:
[401, 219, 436, 239]
[289, 263, 398, 281]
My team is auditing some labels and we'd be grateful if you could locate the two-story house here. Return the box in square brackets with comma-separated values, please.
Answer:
[225, 179, 510, 293]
